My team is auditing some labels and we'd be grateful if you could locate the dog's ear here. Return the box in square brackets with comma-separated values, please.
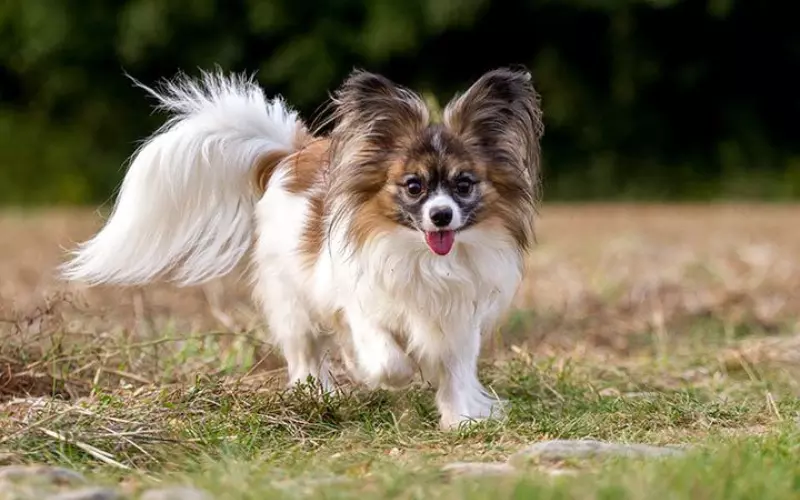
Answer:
[443, 67, 544, 180]
[331, 69, 429, 150]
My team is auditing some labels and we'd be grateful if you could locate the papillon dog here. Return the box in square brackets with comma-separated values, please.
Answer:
[61, 67, 544, 429]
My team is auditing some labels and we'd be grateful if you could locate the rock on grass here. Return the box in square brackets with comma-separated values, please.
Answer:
[45, 486, 120, 500]
[509, 439, 687, 466]
[441, 462, 517, 477]
[0, 465, 86, 486]
[140, 486, 213, 500]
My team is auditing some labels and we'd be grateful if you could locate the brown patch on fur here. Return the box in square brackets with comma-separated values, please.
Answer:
[483, 164, 536, 249]
[348, 187, 401, 250]
[328, 70, 429, 155]
[253, 122, 317, 194]
[253, 149, 290, 193]
[276, 138, 332, 265]
[324, 71, 431, 251]
[253, 130, 331, 266]
[299, 194, 326, 265]
[284, 138, 329, 194]
[444, 68, 544, 249]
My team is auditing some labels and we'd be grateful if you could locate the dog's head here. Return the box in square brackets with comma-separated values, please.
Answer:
[326, 67, 544, 256]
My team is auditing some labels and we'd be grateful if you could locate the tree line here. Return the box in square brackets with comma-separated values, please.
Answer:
[1, 0, 798, 204]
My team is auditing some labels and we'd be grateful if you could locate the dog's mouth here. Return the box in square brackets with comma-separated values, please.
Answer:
[424, 230, 456, 256]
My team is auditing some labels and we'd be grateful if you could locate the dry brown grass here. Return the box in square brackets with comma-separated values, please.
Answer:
[2, 203, 800, 400]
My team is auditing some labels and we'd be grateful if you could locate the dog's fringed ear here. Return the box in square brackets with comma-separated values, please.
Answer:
[331, 70, 429, 151]
[443, 68, 544, 181]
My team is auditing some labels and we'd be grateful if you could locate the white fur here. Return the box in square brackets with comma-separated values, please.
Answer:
[63, 71, 525, 430]
[421, 190, 462, 231]
[61, 70, 301, 286]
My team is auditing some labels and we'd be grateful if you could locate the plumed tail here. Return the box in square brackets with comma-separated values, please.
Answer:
[61, 70, 305, 286]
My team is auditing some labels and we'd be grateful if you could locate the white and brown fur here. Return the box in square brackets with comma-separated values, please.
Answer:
[61, 68, 544, 429]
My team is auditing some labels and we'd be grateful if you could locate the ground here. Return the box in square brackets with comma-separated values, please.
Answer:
[2, 204, 800, 499]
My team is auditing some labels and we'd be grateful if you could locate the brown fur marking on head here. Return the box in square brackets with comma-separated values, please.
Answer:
[317, 67, 544, 255]
[443, 67, 544, 249]
[325, 70, 431, 248]
[329, 69, 429, 154]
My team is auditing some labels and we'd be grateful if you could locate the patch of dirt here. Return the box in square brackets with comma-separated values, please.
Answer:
[0, 360, 72, 402]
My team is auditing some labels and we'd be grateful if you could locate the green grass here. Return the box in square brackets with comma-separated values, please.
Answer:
[3, 330, 800, 499]
[145, 432, 800, 500]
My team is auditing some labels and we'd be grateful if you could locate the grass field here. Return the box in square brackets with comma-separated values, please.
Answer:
[2, 204, 800, 499]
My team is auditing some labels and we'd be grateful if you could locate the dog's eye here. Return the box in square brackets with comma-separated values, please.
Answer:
[455, 179, 474, 196]
[405, 178, 423, 196]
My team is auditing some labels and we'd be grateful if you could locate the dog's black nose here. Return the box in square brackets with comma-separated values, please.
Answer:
[430, 207, 453, 227]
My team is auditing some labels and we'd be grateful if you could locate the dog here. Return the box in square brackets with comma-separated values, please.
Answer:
[61, 67, 544, 429]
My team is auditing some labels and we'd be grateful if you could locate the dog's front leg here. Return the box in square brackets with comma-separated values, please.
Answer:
[345, 307, 414, 389]
[425, 326, 506, 430]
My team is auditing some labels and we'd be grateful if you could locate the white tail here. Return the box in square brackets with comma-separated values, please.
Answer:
[61, 70, 304, 286]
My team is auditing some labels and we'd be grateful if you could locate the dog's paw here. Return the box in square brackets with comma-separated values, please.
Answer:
[349, 345, 414, 390]
[360, 351, 415, 389]
[378, 360, 416, 389]
[438, 394, 507, 430]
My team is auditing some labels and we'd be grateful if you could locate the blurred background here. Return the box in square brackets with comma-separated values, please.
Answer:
[2, 0, 799, 206]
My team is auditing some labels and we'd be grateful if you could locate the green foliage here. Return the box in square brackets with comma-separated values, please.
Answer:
[0, 0, 798, 204]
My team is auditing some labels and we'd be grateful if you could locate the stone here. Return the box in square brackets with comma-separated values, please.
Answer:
[544, 468, 579, 477]
[441, 461, 517, 477]
[0, 465, 86, 485]
[271, 476, 349, 492]
[45, 486, 120, 500]
[622, 392, 659, 399]
[509, 439, 686, 466]
[140, 486, 213, 500]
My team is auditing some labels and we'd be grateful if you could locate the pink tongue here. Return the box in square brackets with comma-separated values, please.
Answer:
[425, 231, 456, 255]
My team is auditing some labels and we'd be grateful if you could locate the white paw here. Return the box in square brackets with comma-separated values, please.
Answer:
[357, 349, 415, 389]
[438, 392, 507, 430]
[378, 358, 416, 389]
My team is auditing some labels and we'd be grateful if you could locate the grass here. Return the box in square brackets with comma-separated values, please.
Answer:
[2, 204, 800, 498]
[4, 351, 799, 499]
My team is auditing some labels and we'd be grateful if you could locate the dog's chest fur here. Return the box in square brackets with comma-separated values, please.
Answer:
[334, 228, 522, 339]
